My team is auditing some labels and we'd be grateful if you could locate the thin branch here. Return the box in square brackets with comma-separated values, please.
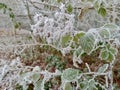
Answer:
[0, 43, 61, 51]
[29, 0, 59, 9]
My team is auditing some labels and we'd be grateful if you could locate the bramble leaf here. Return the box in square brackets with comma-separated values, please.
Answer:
[99, 49, 109, 60]
[62, 34, 72, 47]
[108, 52, 115, 61]
[103, 24, 119, 30]
[32, 73, 40, 83]
[62, 68, 80, 81]
[99, 29, 110, 39]
[64, 82, 73, 90]
[98, 64, 109, 73]
[80, 32, 95, 54]
[34, 80, 42, 90]
[73, 31, 85, 43]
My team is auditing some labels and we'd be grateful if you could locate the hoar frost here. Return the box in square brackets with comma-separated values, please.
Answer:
[31, 8, 75, 45]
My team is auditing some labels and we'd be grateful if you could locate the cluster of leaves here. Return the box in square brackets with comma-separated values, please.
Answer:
[28, 1, 120, 89]
[1, 0, 120, 90]
[24, 0, 120, 89]
[45, 55, 66, 71]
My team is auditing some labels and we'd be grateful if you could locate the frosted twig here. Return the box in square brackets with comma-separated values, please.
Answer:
[85, 63, 91, 72]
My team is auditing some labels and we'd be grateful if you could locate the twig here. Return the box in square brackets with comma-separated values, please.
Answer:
[0, 43, 61, 51]
[85, 63, 91, 72]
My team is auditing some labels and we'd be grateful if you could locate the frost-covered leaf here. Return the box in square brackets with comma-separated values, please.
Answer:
[80, 79, 97, 90]
[98, 64, 109, 73]
[99, 29, 110, 39]
[79, 80, 88, 90]
[109, 47, 118, 55]
[33, 66, 41, 72]
[32, 73, 40, 83]
[102, 24, 119, 36]
[62, 34, 72, 47]
[99, 49, 109, 60]
[88, 80, 97, 90]
[103, 24, 119, 31]
[94, 0, 102, 10]
[80, 32, 95, 54]
[108, 52, 115, 61]
[100, 46, 116, 61]
[62, 68, 80, 81]
[34, 80, 42, 90]
[73, 47, 84, 67]
[73, 47, 84, 57]
[73, 31, 85, 43]
[64, 82, 73, 90]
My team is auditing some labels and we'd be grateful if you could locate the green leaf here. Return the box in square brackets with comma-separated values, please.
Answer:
[98, 7, 106, 17]
[88, 80, 96, 90]
[73, 47, 83, 57]
[99, 29, 110, 39]
[109, 47, 117, 55]
[99, 49, 109, 60]
[73, 47, 84, 67]
[103, 24, 118, 29]
[8, 8, 12, 11]
[32, 73, 40, 83]
[15, 84, 23, 90]
[102, 24, 119, 38]
[14, 22, 21, 29]
[9, 12, 15, 19]
[34, 80, 42, 90]
[64, 82, 73, 90]
[0, 3, 7, 9]
[80, 32, 95, 54]
[98, 64, 108, 73]
[100, 47, 116, 61]
[0, 3, 4, 9]
[73, 31, 85, 43]
[108, 52, 115, 61]
[94, 0, 102, 10]
[67, 4, 73, 13]
[62, 34, 72, 47]
[79, 80, 89, 90]
[62, 68, 80, 81]
[57, 0, 62, 3]
[33, 66, 41, 72]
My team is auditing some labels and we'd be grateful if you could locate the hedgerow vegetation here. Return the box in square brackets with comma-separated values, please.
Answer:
[0, 0, 120, 90]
